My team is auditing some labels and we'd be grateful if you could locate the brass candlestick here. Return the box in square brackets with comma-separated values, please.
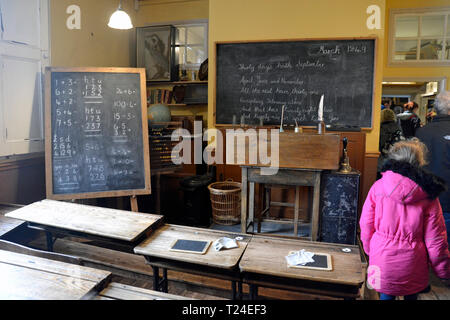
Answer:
[339, 137, 352, 173]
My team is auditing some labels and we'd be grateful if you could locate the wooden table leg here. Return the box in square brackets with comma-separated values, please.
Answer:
[152, 266, 160, 291]
[156, 173, 161, 214]
[241, 167, 248, 233]
[249, 182, 255, 233]
[249, 284, 258, 300]
[311, 172, 322, 241]
[238, 281, 243, 300]
[231, 281, 237, 300]
[294, 186, 300, 236]
[162, 268, 168, 292]
[45, 232, 54, 252]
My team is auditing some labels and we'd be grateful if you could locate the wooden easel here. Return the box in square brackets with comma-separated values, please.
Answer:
[130, 195, 139, 212]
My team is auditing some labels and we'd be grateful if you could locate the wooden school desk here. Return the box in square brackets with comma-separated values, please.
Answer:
[0, 249, 111, 300]
[5, 199, 163, 253]
[134, 224, 251, 300]
[239, 235, 365, 300]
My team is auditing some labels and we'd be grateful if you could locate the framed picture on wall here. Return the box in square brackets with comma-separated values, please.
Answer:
[137, 25, 175, 82]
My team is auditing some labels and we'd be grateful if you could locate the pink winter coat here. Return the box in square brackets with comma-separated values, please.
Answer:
[360, 160, 450, 296]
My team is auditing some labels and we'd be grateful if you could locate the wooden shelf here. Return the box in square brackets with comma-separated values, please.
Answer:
[147, 80, 207, 85]
[149, 103, 187, 107]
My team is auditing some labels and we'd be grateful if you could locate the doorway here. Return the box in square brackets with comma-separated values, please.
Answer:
[381, 77, 446, 125]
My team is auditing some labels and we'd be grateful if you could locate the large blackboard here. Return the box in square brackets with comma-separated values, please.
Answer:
[45, 67, 151, 200]
[215, 39, 375, 128]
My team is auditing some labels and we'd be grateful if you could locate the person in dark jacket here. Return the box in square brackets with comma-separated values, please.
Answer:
[377, 108, 404, 177]
[416, 90, 450, 243]
[398, 101, 421, 138]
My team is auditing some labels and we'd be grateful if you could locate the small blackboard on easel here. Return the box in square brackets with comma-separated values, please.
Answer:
[45, 67, 151, 212]
[287, 251, 333, 271]
[169, 239, 211, 254]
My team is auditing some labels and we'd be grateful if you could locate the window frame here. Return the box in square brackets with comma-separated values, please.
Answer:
[173, 21, 208, 69]
[0, 0, 50, 157]
[388, 7, 450, 67]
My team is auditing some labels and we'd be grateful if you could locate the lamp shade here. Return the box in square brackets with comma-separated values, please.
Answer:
[108, 8, 133, 29]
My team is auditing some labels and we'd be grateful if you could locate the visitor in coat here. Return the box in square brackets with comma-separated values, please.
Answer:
[398, 101, 421, 138]
[377, 108, 404, 178]
[360, 139, 450, 300]
[416, 90, 450, 243]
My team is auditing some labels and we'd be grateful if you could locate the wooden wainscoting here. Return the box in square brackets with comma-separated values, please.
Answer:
[0, 153, 46, 205]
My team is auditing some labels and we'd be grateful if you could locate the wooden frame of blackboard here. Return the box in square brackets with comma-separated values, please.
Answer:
[213, 37, 378, 131]
[44, 67, 151, 200]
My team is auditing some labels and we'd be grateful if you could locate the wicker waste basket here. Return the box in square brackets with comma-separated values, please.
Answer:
[208, 180, 241, 225]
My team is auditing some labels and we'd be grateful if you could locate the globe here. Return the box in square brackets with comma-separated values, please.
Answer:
[147, 104, 171, 128]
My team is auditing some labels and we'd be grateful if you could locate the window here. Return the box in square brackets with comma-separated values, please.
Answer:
[390, 8, 450, 65]
[0, 0, 49, 157]
[173, 22, 208, 77]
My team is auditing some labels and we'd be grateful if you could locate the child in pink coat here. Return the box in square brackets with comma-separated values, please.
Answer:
[360, 139, 450, 300]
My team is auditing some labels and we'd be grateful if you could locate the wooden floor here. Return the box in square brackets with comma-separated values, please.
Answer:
[1, 203, 449, 300]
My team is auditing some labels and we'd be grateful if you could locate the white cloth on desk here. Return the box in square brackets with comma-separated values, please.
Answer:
[285, 249, 315, 266]
[212, 237, 238, 251]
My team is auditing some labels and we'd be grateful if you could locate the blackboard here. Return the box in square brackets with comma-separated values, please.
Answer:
[170, 239, 211, 254]
[215, 39, 376, 128]
[45, 67, 151, 200]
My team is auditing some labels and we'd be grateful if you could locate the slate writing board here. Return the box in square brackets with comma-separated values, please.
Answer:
[45, 67, 151, 200]
[170, 239, 211, 254]
[215, 39, 376, 128]
[288, 251, 333, 271]
[319, 172, 360, 245]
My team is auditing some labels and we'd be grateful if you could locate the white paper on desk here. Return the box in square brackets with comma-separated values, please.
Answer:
[285, 249, 315, 266]
[213, 237, 238, 251]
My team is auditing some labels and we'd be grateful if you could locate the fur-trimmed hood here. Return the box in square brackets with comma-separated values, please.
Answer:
[381, 159, 447, 202]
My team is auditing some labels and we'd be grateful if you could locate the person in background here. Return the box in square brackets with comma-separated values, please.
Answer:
[426, 107, 437, 123]
[416, 90, 450, 243]
[377, 108, 404, 178]
[398, 101, 421, 138]
[360, 139, 449, 300]
[381, 99, 392, 110]
[393, 104, 403, 115]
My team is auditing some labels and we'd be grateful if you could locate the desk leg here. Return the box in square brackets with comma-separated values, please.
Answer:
[249, 284, 258, 300]
[45, 232, 54, 252]
[156, 173, 161, 214]
[152, 266, 160, 291]
[162, 268, 168, 292]
[238, 281, 243, 300]
[231, 281, 237, 300]
[311, 173, 322, 241]
[249, 182, 255, 233]
[294, 186, 300, 236]
[241, 167, 248, 233]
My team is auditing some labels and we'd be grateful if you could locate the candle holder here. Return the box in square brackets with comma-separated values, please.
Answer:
[317, 121, 325, 134]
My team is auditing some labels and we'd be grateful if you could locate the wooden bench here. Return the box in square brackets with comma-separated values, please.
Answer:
[0, 249, 111, 300]
[95, 282, 192, 300]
